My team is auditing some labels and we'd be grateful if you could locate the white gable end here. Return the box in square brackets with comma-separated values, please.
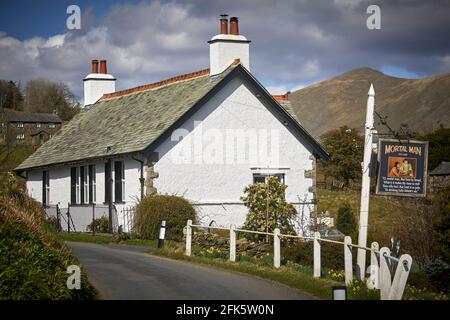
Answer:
[153, 76, 315, 232]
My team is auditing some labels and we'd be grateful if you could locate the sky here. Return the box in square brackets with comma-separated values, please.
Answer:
[0, 0, 449, 102]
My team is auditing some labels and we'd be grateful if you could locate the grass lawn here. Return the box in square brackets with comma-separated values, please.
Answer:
[58, 232, 158, 247]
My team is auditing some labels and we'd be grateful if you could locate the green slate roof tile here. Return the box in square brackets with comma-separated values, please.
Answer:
[16, 64, 316, 170]
[16, 68, 232, 170]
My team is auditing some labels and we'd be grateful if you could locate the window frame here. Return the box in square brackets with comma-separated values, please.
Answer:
[88, 165, 96, 204]
[114, 161, 125, 203]
[42, 170, 50, 206]
[252, 173, 285, 184]
[70, 167, 80, 204]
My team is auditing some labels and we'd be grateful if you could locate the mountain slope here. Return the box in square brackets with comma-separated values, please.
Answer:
[289, 68, 450, 138]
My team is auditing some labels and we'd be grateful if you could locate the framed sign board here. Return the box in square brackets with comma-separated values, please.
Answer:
[376, 139, 428, 197]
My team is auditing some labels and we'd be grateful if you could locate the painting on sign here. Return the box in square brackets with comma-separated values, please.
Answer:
[376, 139, 428, 197]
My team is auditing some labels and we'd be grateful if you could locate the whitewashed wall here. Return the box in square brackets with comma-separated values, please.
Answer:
[26, 157, 142, 232]
[154, 77, 315, 233]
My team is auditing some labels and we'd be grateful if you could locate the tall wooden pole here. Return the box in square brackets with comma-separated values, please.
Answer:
[356, 83, 375, 280]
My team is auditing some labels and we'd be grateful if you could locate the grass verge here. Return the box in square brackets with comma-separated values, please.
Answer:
[151, 244, 340, 300]
[57, 232, 158, 247]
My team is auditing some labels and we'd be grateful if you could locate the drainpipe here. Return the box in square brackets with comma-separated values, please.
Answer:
[132, 156, 145, 200]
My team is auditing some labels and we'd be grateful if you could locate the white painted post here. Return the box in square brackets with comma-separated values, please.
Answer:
[313, 232, 321, 278]
[344, 236, 353, 285]
[229, 224, 236, 262]
[379, 247, 392, 300]
[185, 219, 192, 256]
[367, 242, 380, 289]
[274, 228, 280, 268]
[388, 254, 413, 300]
[356, 84, 375, 281]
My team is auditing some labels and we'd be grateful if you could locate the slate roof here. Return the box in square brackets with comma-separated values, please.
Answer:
[3, 109, 61, 123]
[430, 161, 450, 176]
[16, 63, 328, 171]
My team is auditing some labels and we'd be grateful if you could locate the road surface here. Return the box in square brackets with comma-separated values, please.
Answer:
[67, 241, 316, 300]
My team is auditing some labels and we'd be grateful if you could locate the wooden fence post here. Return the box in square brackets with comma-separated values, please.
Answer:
[185, 219, 192, 256]
[274, 228, 280, 268]
[379, 247, 392, 300]
[367, 242, 379, 289]
[229, 224, 236, 262]
[344, 236, 353, 285]
[314, 232, 321, 278]
[388, 254, 412, 300]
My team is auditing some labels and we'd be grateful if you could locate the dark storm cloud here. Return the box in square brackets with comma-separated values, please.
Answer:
[0, 0, 449, 99]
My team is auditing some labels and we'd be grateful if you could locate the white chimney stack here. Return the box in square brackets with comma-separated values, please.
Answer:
[83, 59, 116, 109]
[209, 15, 250, 76]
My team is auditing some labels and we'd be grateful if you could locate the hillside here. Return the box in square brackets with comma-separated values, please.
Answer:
[290, 68, 450, 138]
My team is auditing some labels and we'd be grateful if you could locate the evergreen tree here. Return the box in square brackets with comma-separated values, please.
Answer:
[336, 202, 357, 236]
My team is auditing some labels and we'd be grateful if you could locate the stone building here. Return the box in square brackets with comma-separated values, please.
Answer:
[0, 108, 62, 148]
[429, 161, 450, 192]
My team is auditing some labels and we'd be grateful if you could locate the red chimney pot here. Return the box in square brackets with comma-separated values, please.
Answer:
[220, 14, 228, 34]
[91, 60, 99, 73]
[100, 60, 107, 74]
[229, 17, 239, 35]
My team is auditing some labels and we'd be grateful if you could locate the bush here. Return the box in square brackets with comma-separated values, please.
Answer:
[134, 195, 196, 241]
[0, 175, 97, 299]
[241, 176, 297, 242]
[336, 202, 357, 236]
[282, 240, 347, 270]
[47, 216, 61, 231]
[87, 216, 109, 233]
[423, 259, 450, 293]
[434, 186, 450, 264]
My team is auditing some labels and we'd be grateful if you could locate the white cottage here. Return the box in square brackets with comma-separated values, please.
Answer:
[16, 16, 328, 233]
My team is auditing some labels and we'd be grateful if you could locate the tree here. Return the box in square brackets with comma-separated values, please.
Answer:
[422, 126, 450, 170]
[336, 202, 357, 236]
[0, 80, 23, 110]
[319, 126, 364, 188]
[241, 176, 297, 242]
[24, 79, 81, 121]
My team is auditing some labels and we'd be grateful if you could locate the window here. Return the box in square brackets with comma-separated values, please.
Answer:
[89, 165, 96, 203]
[17, 122, 24, 128]
[36, 123, 41, 128]
[253, 173, 285, 184]
[16, 133, 25, 140]
[104, 162, 111, 204]
[80, 166, 90, 204]
[70, 167, 80, 204]
[114, 161, 125, 203]
[49, 123, 56, 128]
[42, 171, 50, 206]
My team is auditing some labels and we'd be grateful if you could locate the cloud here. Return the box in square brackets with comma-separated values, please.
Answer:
[0, 0, 449, 103]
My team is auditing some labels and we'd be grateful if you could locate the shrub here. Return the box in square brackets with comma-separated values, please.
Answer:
[0, 175, 97, 299]
[336, 202, 357, 236]
[87, 216, 109, 233]
[134, 194, 196, 241]
[282, 240, 347, 270]
[423, 259, 450, 293]
[434, 186, 450, 264]
[241, 176, 297, 242]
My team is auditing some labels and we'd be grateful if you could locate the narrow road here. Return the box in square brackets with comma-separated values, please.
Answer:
[67, 242, 316, 300]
